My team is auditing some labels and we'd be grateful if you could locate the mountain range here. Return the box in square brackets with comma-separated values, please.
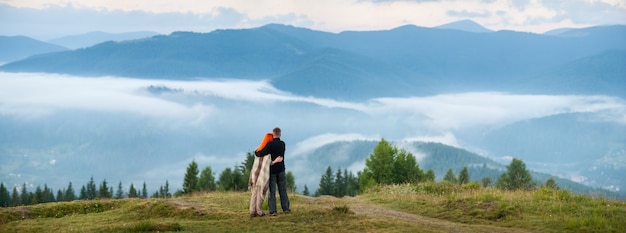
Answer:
[0, 36, 67, 63]
[47, 31, 160, 50]
[1, 23, 625, 100]
[1, 21, 625, 197]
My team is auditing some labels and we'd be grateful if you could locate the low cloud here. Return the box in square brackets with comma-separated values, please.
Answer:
[2, 72, 625, 192]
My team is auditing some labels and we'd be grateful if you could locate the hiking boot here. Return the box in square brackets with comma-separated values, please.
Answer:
[269, 212, 277, 216]
[284, 210, 290, 214]
[249, 213, 257, 218]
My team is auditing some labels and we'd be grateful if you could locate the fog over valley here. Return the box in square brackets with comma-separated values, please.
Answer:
[1, 72, 624, 195]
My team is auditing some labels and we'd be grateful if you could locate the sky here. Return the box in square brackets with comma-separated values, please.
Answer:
[1, 0, 626, 40]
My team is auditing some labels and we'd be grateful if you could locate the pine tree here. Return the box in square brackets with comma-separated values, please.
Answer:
[43, 184, 55, 203]
[20, 183, 30, 205]
[115, 181, 124, 199]
[286, 171, 296, 193]
[198, 166, 216, 191]
[496, 158, 534, 190]
[98, 179, 110, 198]
[86, 177, 97, 200]
[458, 166, 470, 185]
[302, 185, 310, 196]
[393, 149, 423, 184]
[317, 166, 334, 196]
[443, 168, 458, 184]
[164, 180, 170, 198]
[183, 160, 199, 194]
[128, 183, 138, 198]
[345, 169, 359, 197]
[31, 185, 42, 205]
[11, 186, 21, 207]
[141, 182, 148, 198]
[542, 177, 559, 190]
[79, 185, 87, 200]
[56, 189, 65, 202]
[481, 177, 492, 187]
[217, 167, 234, 191]
[424, 169, 436, 182]
[232, 167, 245, 191]
[0, 183, 9, 207]
[65, 182, 76, 201]
[333, 168, 345, 197]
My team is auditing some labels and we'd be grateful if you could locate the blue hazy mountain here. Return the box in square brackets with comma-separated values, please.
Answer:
[435, 19, 493, 33]
[47, 31, 160, 49]
[464, 112, 626, 195]
[2, 24, 624, 99]
[0, 35, 67, 62]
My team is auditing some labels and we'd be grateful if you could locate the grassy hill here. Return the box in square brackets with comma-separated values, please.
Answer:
[2, 183, 625, 233]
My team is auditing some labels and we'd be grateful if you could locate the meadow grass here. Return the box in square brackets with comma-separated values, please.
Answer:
[1, 184, 624, 232]
[363, 182, 626, 233]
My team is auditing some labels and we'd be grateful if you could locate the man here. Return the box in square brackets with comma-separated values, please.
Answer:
[255, 127, 290, 216]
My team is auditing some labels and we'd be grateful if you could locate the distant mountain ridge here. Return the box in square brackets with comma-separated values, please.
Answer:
[1, 24, 625, 99]
[0, 36, 67, 62]
[48, 31, 160, 49]
[435, 19, 493, 33]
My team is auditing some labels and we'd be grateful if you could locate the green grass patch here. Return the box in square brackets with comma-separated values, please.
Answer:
[1, 188, 624, 233]
[363, 184, 626, 233]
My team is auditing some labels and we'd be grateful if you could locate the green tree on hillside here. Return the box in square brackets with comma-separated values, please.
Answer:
[362, 139, 395, 186]
[141, 182, 148, 198]
[10, 187, 20, 207]
[65, 182, 76, 201]
[393, 149, 423, 184]
[79, 185, 87, 200]
[115, 181, 124, 199]
[481, 177, 492, 187]
[0, 183, 9, 207]
[198, 166, 216, 191]
[128, 183, 138, 198]
[334, 169, 345, 197]
[443, 168, 458, 183]
[458, 166, 470, 185]
[496, 158, 534, 190]
[316, 166, 335, 196]
[302, 185, 310, 196]
[21, 184, 30, 205]
[360, 138, 424, 191]
[98, 179, 111, 198]
[286, 171, 296, 193]
[183, 160, 199, 194]
[542, 177, 559, 190]
[86, 177, 97, 200]
[345, 169, 359, 197]
[424, 169, 436, 182]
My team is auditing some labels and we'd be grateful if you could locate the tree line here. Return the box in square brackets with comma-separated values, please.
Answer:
[0, 176, 161, 207]
[1, 139, 559, 207]
[311, 138, 558, 199]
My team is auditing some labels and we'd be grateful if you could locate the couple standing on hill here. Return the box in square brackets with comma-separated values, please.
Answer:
[249, 127, 291, 217]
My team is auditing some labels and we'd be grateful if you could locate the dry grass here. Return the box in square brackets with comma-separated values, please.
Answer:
[363, 183, 626, 233]
[1, 184, 624, 233]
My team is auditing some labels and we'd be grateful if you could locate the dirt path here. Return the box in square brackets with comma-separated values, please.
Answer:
[345, 196, 535, 233]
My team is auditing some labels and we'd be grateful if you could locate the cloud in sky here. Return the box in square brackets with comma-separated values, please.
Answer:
[1, 72, 624, 130]
[1, 0, 625, 39]
[2, 71, 625, 192]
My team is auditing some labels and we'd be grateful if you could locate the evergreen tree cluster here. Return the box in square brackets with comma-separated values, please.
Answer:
[0, 176, 160, 207]
[178, 152, 298, 195]
[314, 166, 359, 197]
[358, 138, 426, 191]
